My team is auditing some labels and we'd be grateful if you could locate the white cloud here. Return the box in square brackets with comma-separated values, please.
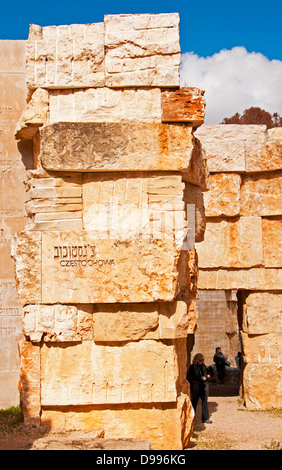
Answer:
[180, 47, 282, 124]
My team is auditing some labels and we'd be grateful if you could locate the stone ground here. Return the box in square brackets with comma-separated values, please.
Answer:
[0, 388, 281, 450]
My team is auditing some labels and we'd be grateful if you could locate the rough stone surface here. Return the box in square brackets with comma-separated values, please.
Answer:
[194, 123, 282, 411]
[198, 268, 282, 291]
[243, 363, 282, 410]
[40, 340, 178, 405]
[0, 40, 31, 408]
[104, 13, 180, 88]
[11, 13, 207, 449]
[15, 88, 49, 139]
[93, 303, 159, 341]
[49, 87, 162, 123]
[204, 173, 241, 217]
[40, 122, 195, 172]
[196, 216, 263, 268]
[241, 172, 282, 216]
[242, 291, 282, 334]
[13, 231, 42, 305]
[161, 87, 205, 125]
[262, 217, 282, 267]
[26, 23, 105, 89]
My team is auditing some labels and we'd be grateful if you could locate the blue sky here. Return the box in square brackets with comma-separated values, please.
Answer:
[1, 0, 281, 60]
[1, 0, 281, 123]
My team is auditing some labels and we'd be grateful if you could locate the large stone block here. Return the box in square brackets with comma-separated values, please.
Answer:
[198, 267, 282, 291]
[40, 340, 178, 405]
[93, 303, 159, 341]
[242, 291, 282, 334]
[26, 23, 105, 89]
[243, 363, 282, 409]
[82, 173, 187, 245]
[49, 87, 162, 123]
[195, 124, 267, 172]
[241, 172, 282, 216]
[104, 13, 180, 87]
[22, 304, 93, 342]
[41, 394, 194, 450]
[161, 87, 205, 125]
[262, 217, 282, 267]
[245, 139, 282, 172]
[15, 231, 185, 304]
[204, 173, 241, 217]
[196, 216, 264, 268]
[39, 122, 194, 173]
[241, 331, 282, 364]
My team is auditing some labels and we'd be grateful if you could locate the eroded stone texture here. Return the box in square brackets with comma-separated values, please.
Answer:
[40, 122, 195, 172]
[243, 364, 282, 410]
[93, 303, 159, 341]
[14, 13, 207, 449]
[242, 291, 282, 334]
[195, 123, 282, 410]
[196, 216, 263, 268]
[49, 87, 162, 123]
[18, 341, 41, 425]
[15, 88, 49, 139]
[204, 173, 241, 217]
[262, 217, 282, 267]
[0, 41, 32, 408]
[104, 13, 180, 87]
[241, 172, 282, 216]
[161, 87, 205, 125]
[14, 231, 42, 305]
[26, 23, 105, 89]
[40, 340, 178, 405]
[23, 304, 93, 342]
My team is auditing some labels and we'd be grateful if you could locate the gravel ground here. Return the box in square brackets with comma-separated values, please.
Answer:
[188, 392, 282, 450]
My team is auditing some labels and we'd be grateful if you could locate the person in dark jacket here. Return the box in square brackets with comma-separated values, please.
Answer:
[186, 353, 212, 424]
[213, 347, 226, 384]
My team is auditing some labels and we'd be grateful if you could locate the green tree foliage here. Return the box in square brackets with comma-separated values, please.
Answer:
[221, 107, 282, 128]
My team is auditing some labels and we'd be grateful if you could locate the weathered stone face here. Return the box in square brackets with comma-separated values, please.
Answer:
[26, 23, 105, 89]
[39, 122, 195, 172]
[194, 124, 282, 411]
[13, 13, 207, 449]
[15, 231, 184, 304]
[196, 216, 264, 268]
[104, 13, 181, 87]
[40, 340, 178, 405]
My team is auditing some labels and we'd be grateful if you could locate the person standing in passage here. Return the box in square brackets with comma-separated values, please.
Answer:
[186, 353, 212, 424]
[213, 347, 227, 384]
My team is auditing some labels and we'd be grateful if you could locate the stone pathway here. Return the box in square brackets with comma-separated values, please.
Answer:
[188, 391, 282, 450]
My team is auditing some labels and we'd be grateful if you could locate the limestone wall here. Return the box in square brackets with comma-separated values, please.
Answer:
[194, 124, 282, 409]
[0, 41, 33, 408]
[13, 14, 207, 449]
